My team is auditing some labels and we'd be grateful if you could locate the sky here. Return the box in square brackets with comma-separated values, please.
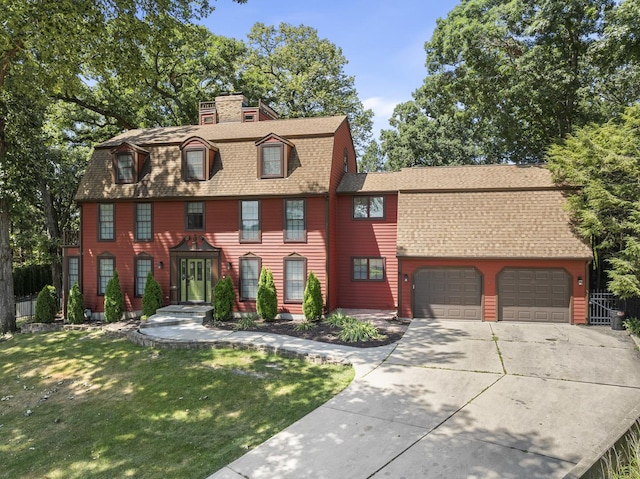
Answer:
[200, 0, 461, 140]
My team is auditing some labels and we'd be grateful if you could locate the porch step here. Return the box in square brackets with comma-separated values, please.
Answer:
[141, 305, 213, 328]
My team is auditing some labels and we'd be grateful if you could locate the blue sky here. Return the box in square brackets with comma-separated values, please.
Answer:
[201, 0, 461, 139]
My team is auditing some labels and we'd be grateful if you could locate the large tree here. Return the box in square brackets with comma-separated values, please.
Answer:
[381, 0, 622, 169]
[243, 23, 373, 154]
[0, 0, 244, 334]
[547, 105, 640, 297]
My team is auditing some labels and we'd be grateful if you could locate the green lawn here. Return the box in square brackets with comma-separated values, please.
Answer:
[0, 330, 353, 478]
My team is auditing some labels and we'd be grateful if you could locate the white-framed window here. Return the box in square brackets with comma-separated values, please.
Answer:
[240, 257, 260, 300]
[284, 199, 306, 242]
[284, 257, 306, 303]
[240, 200, 260, 242]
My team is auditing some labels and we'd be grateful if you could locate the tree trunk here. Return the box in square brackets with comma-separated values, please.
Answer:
[40, 179, 62, 303]
[0, 197, 16, 333]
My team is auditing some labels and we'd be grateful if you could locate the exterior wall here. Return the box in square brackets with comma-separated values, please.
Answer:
[80, 196, 328, 316]
[398, 258, 589, 324]
[327, 119, 357, 311]
[335, 194, 399, 310]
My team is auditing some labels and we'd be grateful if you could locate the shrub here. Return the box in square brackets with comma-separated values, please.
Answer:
[256, 267, 277, 322]
[142, 273, 163, 318]
[213, 276, 235, 321]
[624, 317, 640, 336]
[104, 270, 124, 323]
[325, 309, 355, 328]
[34, 285, 57, 323]
[67, 282, 85, 324]
[303, 271, 323, 321]
[339, 319, 384, 343]
[294, 320, 316, 332]
[234, 313, 258, 331]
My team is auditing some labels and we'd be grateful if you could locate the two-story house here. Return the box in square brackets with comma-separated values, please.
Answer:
[63, 94, 592, 324]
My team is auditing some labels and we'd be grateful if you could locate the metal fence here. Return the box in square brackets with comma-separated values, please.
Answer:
[15, 294, 38, 320]
[589, 290, 617, 325]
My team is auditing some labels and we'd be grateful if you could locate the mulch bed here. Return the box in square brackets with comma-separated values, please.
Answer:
[205, 317, 408, 348]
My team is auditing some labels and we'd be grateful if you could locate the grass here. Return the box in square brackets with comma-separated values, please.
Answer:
[0, 330, 353, 478]
[603, 420, 640, 479]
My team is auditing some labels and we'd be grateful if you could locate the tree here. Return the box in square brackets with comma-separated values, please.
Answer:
[35, 285, 58, 324]
[142, 272, 163, 318]
[104, 270, 124, 323]
[381, 0, 621, 169]
[547, 105, 640, 297]
[244, 23, 373, 154]
[0, 0, 245, 334]
[256, 267, 277, 322]
[67, 282, 85, 324]
[213, 276, 235, 321]
[303, 271, 323, 322]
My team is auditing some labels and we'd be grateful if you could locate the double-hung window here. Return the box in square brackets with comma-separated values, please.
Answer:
[98, 204, 115, 241]
[353, 196, 384, 219]
[240, 200, 260, 242]
[98, 256, 114, 295]
[116, 152, 134, 183]
[185, 202, 204, 230]
[134, 256, 153, 297]
[284, 199, 306, 242]
[260, 145, 284, 178]
[284, 257, 306, 303]
[68, 257, 79, 291]
[240, 257, 260, 301]
[185, 149, 206, 180]
[353, 257, 385, 281]
[135, 203, 152, 241]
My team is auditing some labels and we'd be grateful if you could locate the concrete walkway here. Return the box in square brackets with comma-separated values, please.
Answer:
[140, 319, 640, 479]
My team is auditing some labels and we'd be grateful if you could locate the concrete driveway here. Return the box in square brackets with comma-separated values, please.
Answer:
[209, 320, 640, 479]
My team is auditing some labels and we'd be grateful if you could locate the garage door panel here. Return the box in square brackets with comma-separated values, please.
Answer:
[498, 268, 570, 323]
[414, 267, 483, 320]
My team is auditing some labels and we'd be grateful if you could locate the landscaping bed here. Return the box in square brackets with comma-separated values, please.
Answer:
[206, 313, 409, 348]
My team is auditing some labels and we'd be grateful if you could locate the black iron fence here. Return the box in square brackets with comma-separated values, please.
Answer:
[15, 294, 38, 320]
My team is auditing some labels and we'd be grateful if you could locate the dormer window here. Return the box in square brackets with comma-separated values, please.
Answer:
[185, 149, 205, 180]
[111, 142, 148, 184]
[180, 137, 218, 181]
[256, 133, 294, 179]
[116, 152, 134, 183]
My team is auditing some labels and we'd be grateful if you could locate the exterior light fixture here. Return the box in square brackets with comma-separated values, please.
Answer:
[577, 276, 583, 286]
[403, 274, 409, 282]
[158, 261, 164, 269]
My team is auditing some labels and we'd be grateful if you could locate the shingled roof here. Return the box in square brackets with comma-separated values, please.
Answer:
[396, 189, 592, 259]
[76, 116, 347, 201]
[337, 164, 556, 193]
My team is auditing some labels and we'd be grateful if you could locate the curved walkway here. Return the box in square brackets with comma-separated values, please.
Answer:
[138, 320, 640, 479]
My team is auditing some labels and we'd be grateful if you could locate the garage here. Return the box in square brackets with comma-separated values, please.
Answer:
[498, 268, 570, 322]
[413, 267, 483, 320]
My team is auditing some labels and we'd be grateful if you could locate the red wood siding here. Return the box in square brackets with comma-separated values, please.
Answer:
[398, 258, 589, 324]
[334, 194, 398, 310]
[80, 196, 328, 316]
[328, 119, 357, 311]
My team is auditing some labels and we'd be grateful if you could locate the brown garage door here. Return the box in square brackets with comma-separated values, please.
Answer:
[498, 268, 570, 322]
[413, 268, 483, 320]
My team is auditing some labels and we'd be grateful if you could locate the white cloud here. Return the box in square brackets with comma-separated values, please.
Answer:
[363, 96, 404, 140]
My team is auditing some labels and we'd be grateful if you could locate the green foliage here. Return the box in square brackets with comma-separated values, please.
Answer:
[302, 271, 323, 322]
[548, 105, 640, 297]
[294, 320, 317, 332]
[380, 0, 634, 168]
[325, 309, 355, 328]
[142, 272, 163, 318]
[233, 313, 258, 331]
[67, 282, 84, 324]
[213, 276, 235, 321]
[104, 270, 124, 323]
[244, 22, 373, 154]
[256, 267, 277, 322]
[338, 320, 383, 343]
[12, 264, 52, 297]
[34, 285, 58, 323]
[624, 317, 640, 336]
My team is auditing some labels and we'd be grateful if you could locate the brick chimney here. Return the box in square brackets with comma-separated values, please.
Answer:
[198, 93, 278, 125]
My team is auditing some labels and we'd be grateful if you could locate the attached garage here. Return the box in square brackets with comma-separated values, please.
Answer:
[414, 267, 483, 320]
[498, 268, 571, 322]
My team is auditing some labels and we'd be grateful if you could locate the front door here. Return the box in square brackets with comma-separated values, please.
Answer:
[181, 258, 207, 303]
